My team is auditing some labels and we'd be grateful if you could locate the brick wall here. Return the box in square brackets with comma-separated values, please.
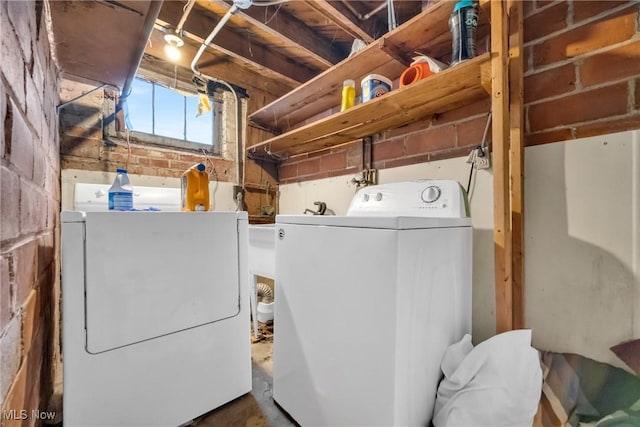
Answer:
[279, 0, 640, 184]
[1, 1, 60, 425]
[59, 80, 237, 182]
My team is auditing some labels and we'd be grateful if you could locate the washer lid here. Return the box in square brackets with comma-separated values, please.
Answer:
[82, 211, 244, 353]
[276, 215, 471, 229]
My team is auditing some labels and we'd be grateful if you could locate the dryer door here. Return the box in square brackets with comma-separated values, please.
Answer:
[83, 212, 241, 353]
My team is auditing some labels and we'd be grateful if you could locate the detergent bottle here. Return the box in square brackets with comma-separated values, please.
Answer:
[181, 163, 210, 211]
[108, 168, 133, 211]
[340, 79, 356, 111]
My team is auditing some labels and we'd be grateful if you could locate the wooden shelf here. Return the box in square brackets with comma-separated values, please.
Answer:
[247, 53, 491, 159]
[248, 0, 491, 134]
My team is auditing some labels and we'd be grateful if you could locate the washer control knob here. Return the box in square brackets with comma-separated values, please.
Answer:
[363, 193, 370, 202]
[375, 192, 383, 201]
[421, 186, 441, 203]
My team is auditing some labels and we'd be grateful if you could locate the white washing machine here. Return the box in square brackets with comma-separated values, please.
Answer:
[273, 180, 472, 426]
[61, 211, 251, 427]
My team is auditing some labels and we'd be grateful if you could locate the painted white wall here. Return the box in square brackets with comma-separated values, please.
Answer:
[61, 169, 238, 212]
[525, 130, 639, 368]
[279, 130, 640, 369]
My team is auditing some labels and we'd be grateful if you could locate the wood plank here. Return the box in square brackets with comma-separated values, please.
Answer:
[508, 0, 525, 330]
[250, 52, 406, 132]
[245, 92, 279, 224]
[196, 0, 344, 69]
[247, 54, 490, 159]
[491, 0, 513, 333]
[144, 28, 294, 98]
[303, 0, 375, 43]
[157, 2, 318, 85]
[249, 0, 491, 132]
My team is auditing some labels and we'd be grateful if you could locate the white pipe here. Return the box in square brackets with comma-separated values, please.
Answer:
[362, 2, 388, 21]
[189, 0, 289, 187]
[252, 0, 288, 5]
[191, 4, 244, 186]
[191, 5, 238, 76]
[176, 0, 197, 34]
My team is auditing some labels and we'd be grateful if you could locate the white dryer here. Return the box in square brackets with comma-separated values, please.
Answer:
[273, 180, 472, 426]
[61, 211, 251, 427]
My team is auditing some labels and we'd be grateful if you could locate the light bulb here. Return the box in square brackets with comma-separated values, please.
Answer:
[163, 33, 184, 63]
[164, 43, 181, 61]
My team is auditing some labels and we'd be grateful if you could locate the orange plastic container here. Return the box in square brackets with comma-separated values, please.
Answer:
[399, 63, 435, 88]
[181, 163, 210, 211]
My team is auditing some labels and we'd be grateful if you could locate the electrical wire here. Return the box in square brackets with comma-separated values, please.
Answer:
[125, 128, 132, 171]
[201, 148, 218, 210]
[263, 2, 283, 25]
[466, 112, 492, 198]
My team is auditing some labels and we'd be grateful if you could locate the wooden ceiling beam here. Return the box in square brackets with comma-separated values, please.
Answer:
[197, 0, 345, 69]
[157, 2, 318, 85]
[303, 0, 376, 43]
[144, 28, 295, 99]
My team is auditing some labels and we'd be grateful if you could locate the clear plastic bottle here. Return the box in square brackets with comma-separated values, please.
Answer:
[340, 79, 356, 111]
[108, 168, 133, 211]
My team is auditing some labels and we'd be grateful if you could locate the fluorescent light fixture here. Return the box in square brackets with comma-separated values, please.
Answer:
[163, 33, 184, 62]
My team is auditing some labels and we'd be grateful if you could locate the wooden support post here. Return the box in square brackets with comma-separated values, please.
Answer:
[245, 92, 280, 224]
[491, 0, 525, 333]
[491, 0, 513, 333]
[508, 0, 525, 330]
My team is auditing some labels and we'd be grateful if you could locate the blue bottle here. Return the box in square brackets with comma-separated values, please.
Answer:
[108, 168, 133, 211]
[450, 0, 479, 66]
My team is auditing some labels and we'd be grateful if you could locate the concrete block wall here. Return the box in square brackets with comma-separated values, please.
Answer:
[278, 0, 640, 184]
[1, 1, 60, 425]
[59, 80, 237, 183]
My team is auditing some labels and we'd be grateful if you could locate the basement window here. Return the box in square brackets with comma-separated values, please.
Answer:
[121, 77, 222, 153]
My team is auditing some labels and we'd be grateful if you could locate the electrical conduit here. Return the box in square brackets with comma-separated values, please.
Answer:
[190, 3, 243, 186]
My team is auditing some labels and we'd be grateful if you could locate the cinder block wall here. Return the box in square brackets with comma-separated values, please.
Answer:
[1, 1, 61, 425]
[278, 0, 640, 183]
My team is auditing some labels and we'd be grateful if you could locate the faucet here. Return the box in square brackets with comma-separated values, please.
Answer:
[304, 201, 327, 215]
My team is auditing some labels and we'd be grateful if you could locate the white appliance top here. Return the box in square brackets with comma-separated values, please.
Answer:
[277, 180, 471, 229]
[74, 183, 182, 212]
[347, 180, 469, 218]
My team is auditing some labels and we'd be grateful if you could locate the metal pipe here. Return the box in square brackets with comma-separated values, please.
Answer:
[362, 1, 388, 21]
[119, 0, 163, 101]
[191, 4, 244, 186]
[191, 4, 239, 76]
[340, 0, 388, 22]
[189, 0, 289, 186]
[176, 0, 197, 34]
[386, 0, 397, 31]
[252, 0, 288, 5]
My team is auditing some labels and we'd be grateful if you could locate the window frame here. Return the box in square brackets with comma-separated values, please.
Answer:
[106, 76, 223, 155]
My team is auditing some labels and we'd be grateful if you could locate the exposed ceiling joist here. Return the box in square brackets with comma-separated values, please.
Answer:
[144, 29, 295, 98]
[197, 0, 346, 70]
[157, 1, 318, 86]
[303, 0, 376, 43]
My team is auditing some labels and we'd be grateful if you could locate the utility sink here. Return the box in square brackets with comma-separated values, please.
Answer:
[248, 224, 275, 278]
